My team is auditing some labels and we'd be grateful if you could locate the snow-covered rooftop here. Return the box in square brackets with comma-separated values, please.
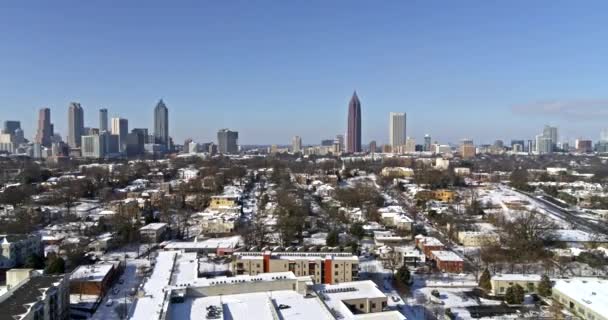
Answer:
[553, 278, 608, 317]
[70, 263, 114, 282]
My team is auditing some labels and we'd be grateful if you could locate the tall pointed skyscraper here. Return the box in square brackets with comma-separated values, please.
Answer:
[346, 91, 362, 153]
[154, 99, 169, 148]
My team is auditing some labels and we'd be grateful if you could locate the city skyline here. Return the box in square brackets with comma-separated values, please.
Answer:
[1, 2, 608, 144]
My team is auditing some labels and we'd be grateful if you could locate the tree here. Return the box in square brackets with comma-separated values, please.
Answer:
[45, 254, 66, 274]
[509, 169, 534, 192]
[349, 222, 365, 240]
[478, 268, 492, 292]
[501, 210, 555, 263]
[537, 274, 552, 297]
[24, 254, 45, 269]
[396, 265, 411, 287]
[505, 284, 524, 304]
[326, 230, 340, 247]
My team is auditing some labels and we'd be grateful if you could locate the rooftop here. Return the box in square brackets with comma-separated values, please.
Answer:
[491, 273, 542, 282]
[139, 222, 168, 231]
[0, 275, 65, 320]
[168, 290, 331, 320]
[430, 250, 464, 262]
[553, 278, 608, 316]
[70, 263, 114, 282]
[161, 236, 242, 250]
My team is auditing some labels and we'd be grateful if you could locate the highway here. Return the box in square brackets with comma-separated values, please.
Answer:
[507, 186, 608, 236]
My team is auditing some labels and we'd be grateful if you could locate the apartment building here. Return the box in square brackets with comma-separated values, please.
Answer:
[233, 251, 359, 284]
[415, 235, 445, 258]
[139, 223, 168, 243]
[0, 269, 70, 320]
[429, 250, 464, 273]
[490, 274, 542, 296]
[552, 278, 607, 320]
[0, 234, 42, 268]
[457, 231, 500, 247]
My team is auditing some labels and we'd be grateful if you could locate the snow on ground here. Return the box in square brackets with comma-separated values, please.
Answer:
[479, 185, 571, 228]
[90, 258, 150, 320]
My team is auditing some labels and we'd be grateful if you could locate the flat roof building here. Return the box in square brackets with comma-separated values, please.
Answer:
[233, 251, 359, 284]
[553, 278, 608, 320]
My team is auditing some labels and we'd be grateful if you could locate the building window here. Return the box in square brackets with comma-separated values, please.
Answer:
[335, 271, 339, 276]
[372, 303, 376, 308]
[360, 304, 364, 309]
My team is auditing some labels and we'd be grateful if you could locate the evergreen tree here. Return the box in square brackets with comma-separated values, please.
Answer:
[396, 265, 411, 286]
[505, 284, 525, 304]
[538, 274, 552, 297]
[478, 268, 492, 291]
[44, 255, 66, 274]
[24, 254, 45, 269]
[326, 230, 340, 247]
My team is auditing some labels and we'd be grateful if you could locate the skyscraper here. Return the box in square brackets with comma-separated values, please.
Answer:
[217, 129, 238, 154]
[460, 139, 476, 159]
[67, 102, 84, 148]
[292, 136, 302, 153]
[154, 99, 169, 148]
[346, 91, 361, 153]
[336, 134, 345, 152]
[424, 134, 431, 152]
[543, 125, 558, 151]
[2, 121, 21, 135]
[111, 117, 128, 152]
[35, 108, 53, 147]
[600, 129, 608, 142]
[389, 112, 406, 147]
[99, 108, 108, 132]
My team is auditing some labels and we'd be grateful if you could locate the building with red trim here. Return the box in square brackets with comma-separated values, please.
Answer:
[233, 251, 359, 284]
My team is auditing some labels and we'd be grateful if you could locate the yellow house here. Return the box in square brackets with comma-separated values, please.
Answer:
[209, 195, 239, 209]
[416, 189, 456, 203]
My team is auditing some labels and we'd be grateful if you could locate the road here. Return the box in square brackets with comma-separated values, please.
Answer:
[507, 185, 608, 235]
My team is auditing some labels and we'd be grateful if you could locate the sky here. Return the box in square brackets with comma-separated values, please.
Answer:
[1, 1, 608, 146]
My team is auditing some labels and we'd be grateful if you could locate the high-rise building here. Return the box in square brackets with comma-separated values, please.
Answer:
[336, 134, 345, 152]
[405, 137, 416, 153]
[321, 139, 334, 146]
[511, 140, 525, 149]
[535, 134, 552, 154]
[460, 139, 476, 159]
[2, 121, 21, 135]
[368, 140, 377, 154]
[111, 117, 128, 152]
[81, 134, 106, 158]
[67, 102, 84, 148]
[346, 91, 362, 153]
[35, 108, 53, 147]
[600, 129, 608, 142]
[424, 134, 431, 152]
[292, 136, 302, 153]
[126, 130, 145, 157]
[154, 99, 169, 148]
[389, 112, 406, 148]
[131, 128, 149, 144]
[575, 139, 593, 153]
[543, 125, 558, 151]
[217, 129, 238, 154]
[99, 108, 108, 132]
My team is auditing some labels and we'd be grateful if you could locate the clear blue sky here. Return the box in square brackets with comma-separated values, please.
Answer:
[1, 1, 608, 145]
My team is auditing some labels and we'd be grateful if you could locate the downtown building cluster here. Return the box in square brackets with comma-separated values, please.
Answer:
[0, 100, 171, 159]
[268, 91, 608, 159]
